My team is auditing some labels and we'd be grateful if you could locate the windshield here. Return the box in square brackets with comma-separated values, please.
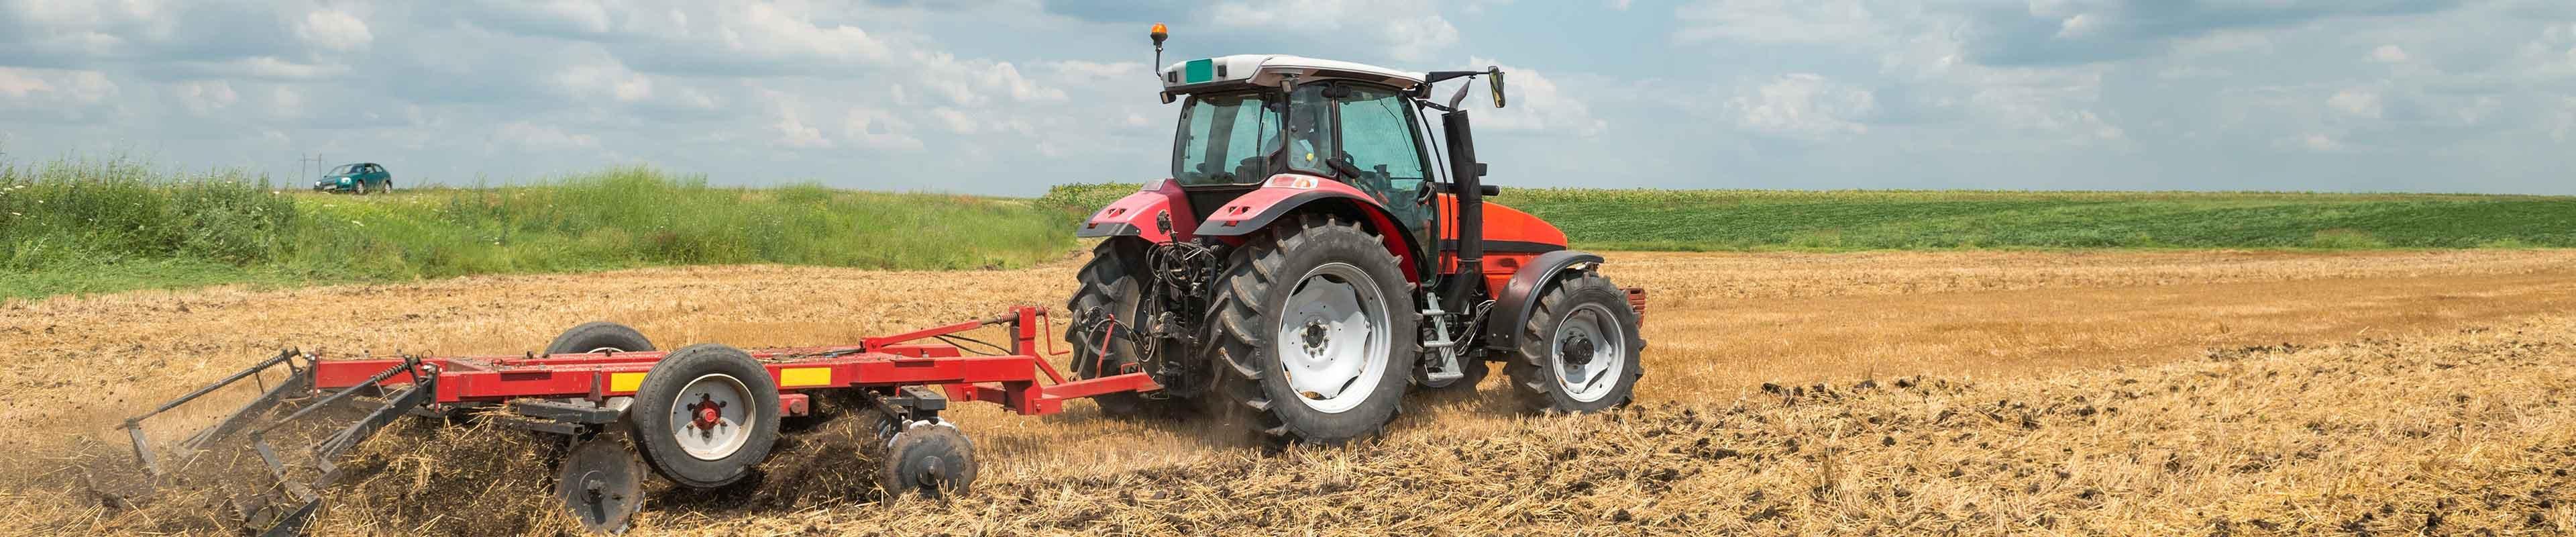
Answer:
[1171, 87, 1332, 185]
[328, 164, 358, 176]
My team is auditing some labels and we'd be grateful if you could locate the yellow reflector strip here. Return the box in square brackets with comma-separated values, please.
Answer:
[609, 373, 647, 393]
[779, 367, 833, 387]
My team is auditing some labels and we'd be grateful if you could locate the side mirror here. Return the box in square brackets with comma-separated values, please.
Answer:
[1487, 66, 1506, 108]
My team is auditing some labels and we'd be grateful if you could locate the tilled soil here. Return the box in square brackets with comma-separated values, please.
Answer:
[6, 249, 2575, 535]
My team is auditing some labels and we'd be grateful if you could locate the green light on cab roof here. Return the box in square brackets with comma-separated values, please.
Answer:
[1184, 58, 1214, 84]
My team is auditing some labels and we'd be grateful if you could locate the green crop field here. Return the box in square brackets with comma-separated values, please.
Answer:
[1499, 189, 2576, 250]
[1046, 183, 2576, 250]
[8, 166, 2571, 301]
[1, 159, 1079, 300]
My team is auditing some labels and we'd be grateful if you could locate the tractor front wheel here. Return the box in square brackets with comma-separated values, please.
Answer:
[1507, 271, 1644, 413]
[1064, 239, 1175, 417]
[1209, 213, 1417, 446]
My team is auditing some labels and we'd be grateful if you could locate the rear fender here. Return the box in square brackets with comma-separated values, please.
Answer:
[1075, 179, 1199, 243]
[1195, 174, 1421, 283]
[1483, 250, 1606, 347]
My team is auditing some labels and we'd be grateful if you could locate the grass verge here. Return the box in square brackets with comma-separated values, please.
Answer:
[1, 159, 1079, 300]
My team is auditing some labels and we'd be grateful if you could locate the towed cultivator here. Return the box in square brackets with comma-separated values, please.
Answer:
[120, 307, 1155, 535]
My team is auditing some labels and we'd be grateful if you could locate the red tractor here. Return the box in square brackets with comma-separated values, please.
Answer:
[1067, 28, 1647, 446]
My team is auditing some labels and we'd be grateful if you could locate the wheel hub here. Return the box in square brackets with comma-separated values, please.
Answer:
[1299, 319, 1330, 354]
[669, 373, 754, 460]
[687, 395, 726, 432]
[1559, 332, 1596, 366]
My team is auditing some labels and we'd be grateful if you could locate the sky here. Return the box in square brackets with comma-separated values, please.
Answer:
[1, 0, 2571, 195]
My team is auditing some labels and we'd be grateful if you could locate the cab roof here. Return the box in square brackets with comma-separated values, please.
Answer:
[1159, 54, 1422, 95]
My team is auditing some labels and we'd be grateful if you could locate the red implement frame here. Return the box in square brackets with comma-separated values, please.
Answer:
[301, 306, 1159, 416]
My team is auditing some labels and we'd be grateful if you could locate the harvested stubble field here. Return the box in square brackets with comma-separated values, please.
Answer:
[5, 248, 2575, 535]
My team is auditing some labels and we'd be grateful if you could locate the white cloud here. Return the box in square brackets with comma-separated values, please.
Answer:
[172, 80, 238, 115]
[718, 3, 890, 62]
[0, 67, 54, 99]
[1208, 1, 1458, 61]
[496, 121, 598, 149]
[910, 51, 1066, 106]
[1674, 0, 1886, 45]
[2056, 13, 2104, 39]
[1462, 58, 1608, 137]
[1046, 60, 1145, 81]
[2298, 132, 2343, 152]
[1728, 73, 1875, 140]
[775, 115, 830, 148]
[297, 9, 374, 52]
[1381, 15, 1460, 61]
[2328, 89, 2382, 118]
[930, 107, 976, 134]
[553, 58, 655, 103]
[186, 57, 351, 81]
[0, 68, 121, 105]
[2370, 44, 2410, 62]
[842, 107, 922, 150]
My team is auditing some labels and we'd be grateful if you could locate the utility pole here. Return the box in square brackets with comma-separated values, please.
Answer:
[299, 153, 325, 181]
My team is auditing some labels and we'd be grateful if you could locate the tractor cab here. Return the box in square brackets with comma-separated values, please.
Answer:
[1155, 54, 1442, 238]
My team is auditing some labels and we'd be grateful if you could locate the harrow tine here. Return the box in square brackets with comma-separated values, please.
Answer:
[306, 374, 436, 479]
[245, 356, 429, 485]
[121, 349, 305, 478]
[180, 358, 314, 453]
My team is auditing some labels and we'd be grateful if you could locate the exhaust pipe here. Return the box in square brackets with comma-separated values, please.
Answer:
[1440, 109, 1486, 312]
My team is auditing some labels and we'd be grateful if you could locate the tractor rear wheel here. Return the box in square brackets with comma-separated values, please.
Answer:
[1507, 271, 1644, 413]
[1064, 239, 1175, 417]
[1209, 213, 1417, 446]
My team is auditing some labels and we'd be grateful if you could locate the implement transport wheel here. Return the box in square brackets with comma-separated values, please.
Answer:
[630, 344, 781, 489]
[1065, 239, 1171, 417]
[557, 432, 648, 534]
[547, 322, 655, 354]
[881, 420, 977, 499]
[1209, 213, 1418, 446]
[1507, 271, 1646, 413]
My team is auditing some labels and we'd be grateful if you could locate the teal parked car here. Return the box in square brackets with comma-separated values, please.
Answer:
[313, 162, 394, 194]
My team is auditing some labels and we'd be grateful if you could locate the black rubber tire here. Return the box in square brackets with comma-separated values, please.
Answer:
[629, 344, 781, 489]
[1064, 240, 1161, 417]
[1506, 271, 1646, 413]
[547, 322, 655, 354]
[880, 422, 977, 499]
[1208, 213, 1418, 446]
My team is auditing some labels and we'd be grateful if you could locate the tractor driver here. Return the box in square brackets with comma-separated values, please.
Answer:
[1262, 89, 1330, 176]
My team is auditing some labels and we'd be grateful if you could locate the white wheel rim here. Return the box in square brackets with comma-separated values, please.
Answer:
[668, 373, 755, 460]
[1273, 262, 1391, 414]
[1551, 303, 1626, 403]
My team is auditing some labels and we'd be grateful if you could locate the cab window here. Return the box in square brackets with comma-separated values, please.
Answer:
[1330, 84, 1432, 224]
